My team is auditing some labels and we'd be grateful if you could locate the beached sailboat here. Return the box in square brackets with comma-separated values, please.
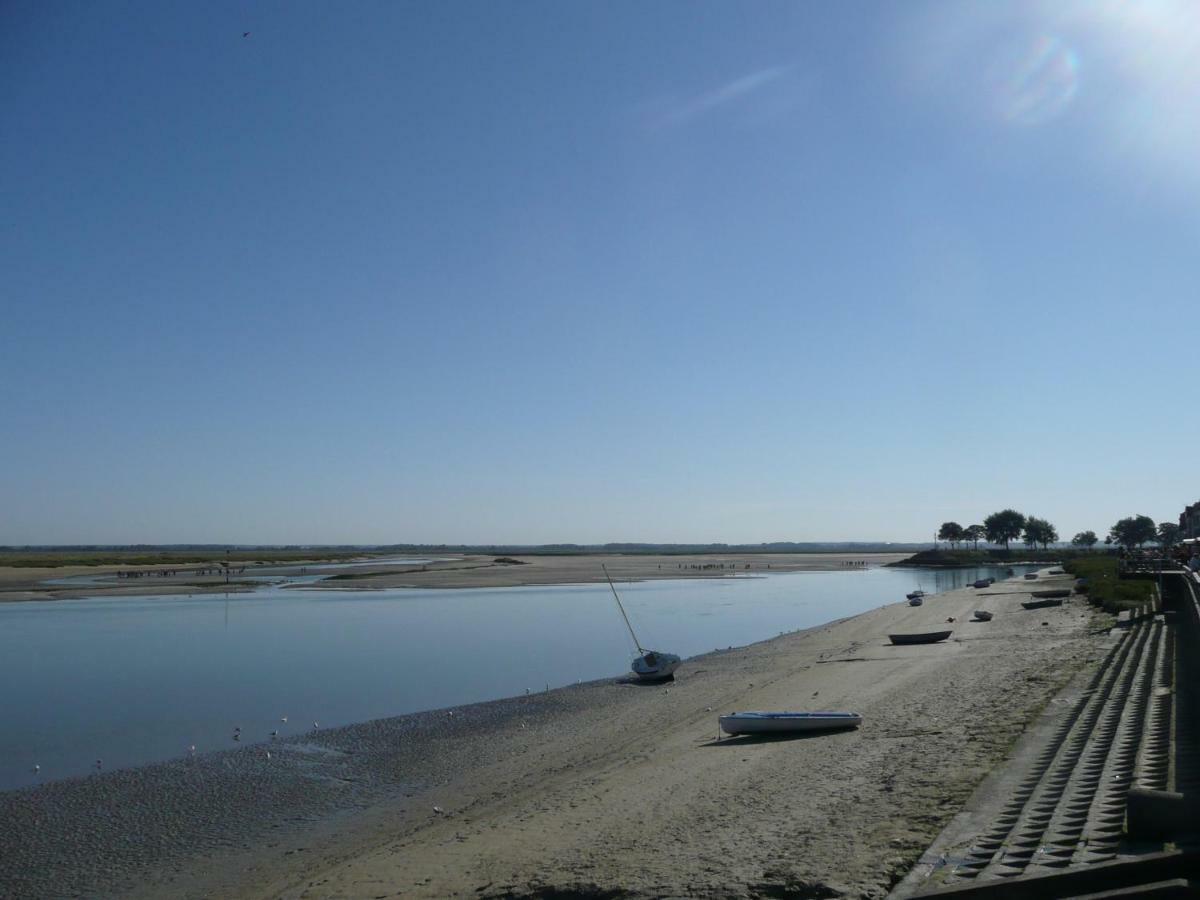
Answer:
[719, 711, 863, 735]
[603, 565, 680, 681]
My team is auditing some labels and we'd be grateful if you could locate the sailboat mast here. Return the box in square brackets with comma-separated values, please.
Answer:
[602, 564, 645, 654]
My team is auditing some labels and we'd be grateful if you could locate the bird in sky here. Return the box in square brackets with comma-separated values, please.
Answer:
[242, 32, 250, 38]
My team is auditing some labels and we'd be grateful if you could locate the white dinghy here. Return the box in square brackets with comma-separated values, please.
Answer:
[603, 565, 680, 682]
[719, 711, 863, 735]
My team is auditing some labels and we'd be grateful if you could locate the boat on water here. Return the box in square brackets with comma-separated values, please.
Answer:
[908, 596, 924, 606]
[972, 610, 994, 622]
[1021, 597, 1064, 610]
[888, 630, 953, 645]
[603, 564, 680, 681]
[719, 711, 863, 735]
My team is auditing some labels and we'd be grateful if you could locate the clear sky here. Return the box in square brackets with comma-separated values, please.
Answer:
[3, 0, 1197, 545]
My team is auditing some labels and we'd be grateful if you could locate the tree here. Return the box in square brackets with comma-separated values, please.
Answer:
[937, 521, 964, 549]
[1022, 516, 1057, 550]
[1072, 530, 1098, 550]
[1158, 522, 1181, 548]
[1038, 519, 1058, 550]
[964, 524, 985, 550]
[1109, 515, 1158, 550]
[984, 509, 1026, 550]
[1022, 521, 1040, 549]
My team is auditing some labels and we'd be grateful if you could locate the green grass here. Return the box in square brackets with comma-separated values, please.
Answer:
[1062, 557, 1157, 613]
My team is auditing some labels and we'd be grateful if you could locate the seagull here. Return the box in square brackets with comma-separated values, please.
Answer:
[233, 733, 241, 741]
[265, 750, 271, 760]
[33, 765, 40, 774]
[243, 31, 250, 38]
[280, 716, 288, 723]
[189, 745, 196, 755]
[313, 721, 319, 729]
[95, 759, 102, 770]
[270, 730, 278, 737]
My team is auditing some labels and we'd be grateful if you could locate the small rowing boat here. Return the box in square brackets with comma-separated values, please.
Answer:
[1021, 597, 1064, 610]
[908, 596, 924, 606]
[1031, 589, 1071, 599]
[888, 630, 953, 645]
[906, 589, 925, 601]
[972, 610, 993, 622]
[719, 711, 863, 735]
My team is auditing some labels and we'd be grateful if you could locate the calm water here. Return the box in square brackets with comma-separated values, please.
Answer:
[0, 563, 1031, 790]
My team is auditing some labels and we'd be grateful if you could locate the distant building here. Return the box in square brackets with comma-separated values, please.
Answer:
[1181, 500, 1200, 541]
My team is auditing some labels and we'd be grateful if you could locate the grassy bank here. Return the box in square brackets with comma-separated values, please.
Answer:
[890, 548, 1105, 568]
[1062, 557, 1157, 614]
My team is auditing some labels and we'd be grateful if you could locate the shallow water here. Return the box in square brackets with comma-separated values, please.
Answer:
[1, 563, 1032, 789]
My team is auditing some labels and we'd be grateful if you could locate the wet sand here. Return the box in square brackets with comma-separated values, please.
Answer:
[0, 570, 1105, 899]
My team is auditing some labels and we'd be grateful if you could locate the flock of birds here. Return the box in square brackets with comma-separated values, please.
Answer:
[30, 714, 323, 777]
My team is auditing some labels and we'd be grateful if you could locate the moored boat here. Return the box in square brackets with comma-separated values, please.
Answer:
[888, 630, 953, 645]
[603, 564, 681, 681]
[718, 711, 863, 735]
[972, 579, 990, 589]
[908, 596, 924, 606]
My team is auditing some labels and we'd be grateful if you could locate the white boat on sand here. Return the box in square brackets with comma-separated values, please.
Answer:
[719, 711, 863, 735]
[604, 565, 680, 681]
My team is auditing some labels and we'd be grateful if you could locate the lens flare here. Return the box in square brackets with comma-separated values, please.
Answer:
[993, 34, 1080, 125]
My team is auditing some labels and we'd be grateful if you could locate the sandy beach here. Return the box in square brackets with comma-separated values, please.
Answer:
[0, 568, 1107, 899]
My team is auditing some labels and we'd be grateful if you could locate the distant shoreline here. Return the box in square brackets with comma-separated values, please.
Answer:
[0, 551, 913, 602]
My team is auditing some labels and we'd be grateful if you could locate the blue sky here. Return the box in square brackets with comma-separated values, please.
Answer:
[3, 0, 1197, 545]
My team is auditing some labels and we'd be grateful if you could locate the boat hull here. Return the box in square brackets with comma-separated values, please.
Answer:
[972, 611, 993, 621]
[1021, 597, 1064, 609]
[631, 651, 681, 680]
[1031, 589, 1071, 599]
[888, 630, 953, 645]
[719, 711, 863, 735]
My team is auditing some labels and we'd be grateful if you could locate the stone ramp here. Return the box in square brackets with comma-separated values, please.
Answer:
[892, 600, 1193, 898]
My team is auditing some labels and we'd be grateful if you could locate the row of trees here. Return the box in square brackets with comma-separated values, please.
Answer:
[937, 510, 1057, 551]
[1107, 515, 1181, 550]
[938, 512, 1186, 552]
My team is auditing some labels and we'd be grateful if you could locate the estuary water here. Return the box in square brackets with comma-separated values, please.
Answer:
[0, 563, 1032, 789]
